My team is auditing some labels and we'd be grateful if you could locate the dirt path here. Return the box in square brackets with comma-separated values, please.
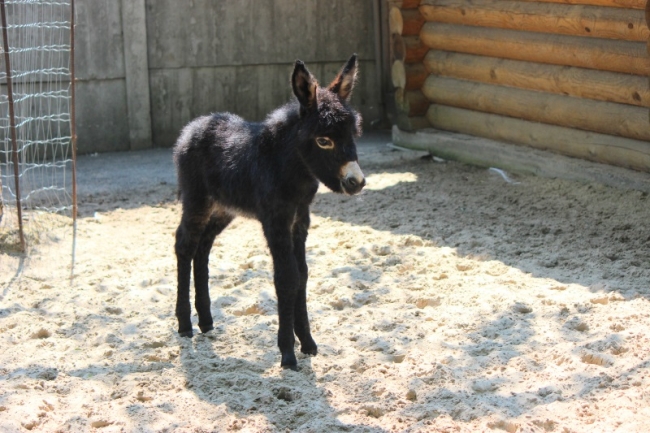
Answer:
[1, 132, 649, 432]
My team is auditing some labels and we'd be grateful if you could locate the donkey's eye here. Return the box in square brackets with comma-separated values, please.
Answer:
[315, 137, 334, 150]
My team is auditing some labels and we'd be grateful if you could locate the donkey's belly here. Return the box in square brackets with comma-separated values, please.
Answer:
[209, 194, 258, 221]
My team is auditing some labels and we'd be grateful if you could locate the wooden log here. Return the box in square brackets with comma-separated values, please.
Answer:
[404, 35, 429, 63]
[402, 0, 422, 8]
[404, 63, 427, 90]
[392, 126, 650, 191]
[420, 23, 650, 75]
[422, 76, 650, 141]
[397, 113, 431, 131]
[391, 60, 428, 90]
[402, 9, 425, 35]
[389, 6, 403, 35]
[425, 105, 650, 171]
[391, 33, 406, 62]
[424, 50, 650, 107]
[395, 88, 430, 115]
[515, 0, 645, 9]
[419, 0, 648, 42]
[395, 87, 407, 113]
[426, 104, 650, 171]
[392, 60, 406, 88]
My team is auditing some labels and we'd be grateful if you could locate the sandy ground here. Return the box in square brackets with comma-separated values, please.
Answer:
[1, 131, 650, 432]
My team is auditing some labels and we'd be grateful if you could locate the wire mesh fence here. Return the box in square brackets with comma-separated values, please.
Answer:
[0, 0, 75, 253]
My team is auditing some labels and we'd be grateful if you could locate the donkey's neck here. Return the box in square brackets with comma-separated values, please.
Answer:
[259, 102, 318, 187]
[261, 102, 309, 160]
[262, 101, 301, 138]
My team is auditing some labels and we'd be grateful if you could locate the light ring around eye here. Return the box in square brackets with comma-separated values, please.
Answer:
[315, 137, 335, 150]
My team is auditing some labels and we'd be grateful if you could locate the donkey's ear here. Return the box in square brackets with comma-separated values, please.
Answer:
[328, 53, 358, 101]
[292, 60, 318, 111]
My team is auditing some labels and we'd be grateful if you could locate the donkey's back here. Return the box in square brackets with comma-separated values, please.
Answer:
[173, 111, 275, 217]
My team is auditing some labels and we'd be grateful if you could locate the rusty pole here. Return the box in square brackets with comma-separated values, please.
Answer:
[69, 0, 77, 283]
[1, 0, 26, 252]
[70, 0, 77, 222]
[646, 0, 649, 125]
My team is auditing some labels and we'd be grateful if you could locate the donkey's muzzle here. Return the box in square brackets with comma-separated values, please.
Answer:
[340, 161, 365, 195]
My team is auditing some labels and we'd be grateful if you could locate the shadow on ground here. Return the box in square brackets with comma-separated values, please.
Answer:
[312, 139, 650, 298]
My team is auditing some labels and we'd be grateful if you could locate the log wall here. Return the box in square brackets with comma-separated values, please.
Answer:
[388, 0, 431, 130]
[390, 0, 650, 172]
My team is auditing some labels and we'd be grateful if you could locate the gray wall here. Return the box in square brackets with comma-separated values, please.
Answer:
[74, 0, 382, 153]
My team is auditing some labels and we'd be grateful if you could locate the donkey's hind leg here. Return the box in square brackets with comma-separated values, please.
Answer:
[193, 212, 233, 333]
[175, 203, 213, 337]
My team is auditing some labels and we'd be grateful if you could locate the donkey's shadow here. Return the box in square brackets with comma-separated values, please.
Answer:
[176, 330, 387, 432]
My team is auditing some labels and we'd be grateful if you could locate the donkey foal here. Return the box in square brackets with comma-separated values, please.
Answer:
[173, 54, 365, 368]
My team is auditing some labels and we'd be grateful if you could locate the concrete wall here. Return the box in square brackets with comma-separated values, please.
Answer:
[74, 0, 129, 153]
[74, 0, 382, 153]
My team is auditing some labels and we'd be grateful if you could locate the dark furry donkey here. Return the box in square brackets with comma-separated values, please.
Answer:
[173, 54, 365, 368]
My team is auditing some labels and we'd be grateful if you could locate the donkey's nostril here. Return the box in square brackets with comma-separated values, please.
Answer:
[342, 176, 365, 194]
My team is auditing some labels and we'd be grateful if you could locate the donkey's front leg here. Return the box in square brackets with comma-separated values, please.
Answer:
[293, 205, 317, 356]
[263, 216, 300, 368]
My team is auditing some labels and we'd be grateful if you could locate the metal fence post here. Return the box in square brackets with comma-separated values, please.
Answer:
[1, 0, 26, 252]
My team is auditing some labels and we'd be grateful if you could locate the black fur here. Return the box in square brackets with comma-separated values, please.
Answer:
[173, 54, 365, 368]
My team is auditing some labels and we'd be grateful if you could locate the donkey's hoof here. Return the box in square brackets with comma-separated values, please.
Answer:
[199, 324, 214, 334]
[300, 343, 318, 356]
[178, 329, 194, 338]
[280, 353, 298, 370]
[282, 364, 300, 372]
